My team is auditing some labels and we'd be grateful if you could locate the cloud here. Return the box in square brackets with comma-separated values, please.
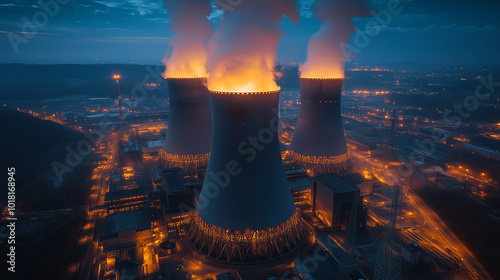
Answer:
[86, 36, 168, 42]
[379, 24, 497, 33]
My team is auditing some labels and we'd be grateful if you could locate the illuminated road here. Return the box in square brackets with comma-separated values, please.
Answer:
[66, 167, 108, 280]
[402, 186, 492, 280]
[66, 133, 118, 280]
[346, 141, 492, 279]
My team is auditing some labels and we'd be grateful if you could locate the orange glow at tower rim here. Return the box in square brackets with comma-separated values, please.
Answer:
[300, 70, 345, 79]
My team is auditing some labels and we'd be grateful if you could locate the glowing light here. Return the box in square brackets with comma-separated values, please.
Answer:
[112, 74, 121, 80]
[289, 150, 352, 174]
[189, 210, 303, 262]
[209, 89, 280, 95]
[299, 1, 370, 79]
[158, 150, 210, 172]
[207, 56, 282, 92]
[162, 0, 212, 78]
[300, 67, 345, 79]
[205, 1, 296, 93]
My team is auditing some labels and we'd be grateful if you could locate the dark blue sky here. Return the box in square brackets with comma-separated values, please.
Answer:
[0, 0, 499, 65]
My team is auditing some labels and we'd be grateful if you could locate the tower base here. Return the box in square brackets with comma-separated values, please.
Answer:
[158, 150, 210, 173]
[288, 150, 353, 175]
[189, 210, 304, 263]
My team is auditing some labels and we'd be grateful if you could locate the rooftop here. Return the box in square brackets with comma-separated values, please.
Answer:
[402, 242, 424, 253]
[288, 176, 312, 192]
[102, 210, 151, 238]
[339, 173, 369, 185]
[295, 254, 340, 280]
[314, 173, 359, 194]
[162, 168, 186, 196]
[104, 187, 149, 202]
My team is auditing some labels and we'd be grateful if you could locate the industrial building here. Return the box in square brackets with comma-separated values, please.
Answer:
[160, 168, 194, 238]
[294, 235, 367, 280]
[104, 187, 150, 214]
[400, 243, 432, 267]
[158, 78, 212, 173]
[101, 210, 159, 279]
[339, 173, 374, 196]
[290, 78, 353, 174]
[190, 90, 304, 263]
[101, 210, 152, 253]
[312, 173, 367, 230]
[286, 167, 313, 206]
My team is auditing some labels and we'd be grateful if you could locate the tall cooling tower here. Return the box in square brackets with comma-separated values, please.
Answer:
[189, 90, 303, 263]
[158, 78, 212, 172]
[289, 78, 352, 175]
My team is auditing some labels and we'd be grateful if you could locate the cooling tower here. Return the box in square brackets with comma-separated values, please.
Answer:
[289, 78, 352, 175]
[158, 78, 212, 172]
[189, 90, 303, 263]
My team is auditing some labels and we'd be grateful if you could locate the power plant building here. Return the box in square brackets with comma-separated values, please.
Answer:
[101, 210, 152, 253]
[161, 168, 194, 238]
[339, 173, 373, 196]
[286, 168, 313, 206]
[312, 173, 366, 230]
[104, 187, 149, 215]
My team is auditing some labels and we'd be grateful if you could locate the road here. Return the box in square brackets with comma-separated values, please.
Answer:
[348, 143, 492, 279]
[402, 186, 492, 280]
[65, 167, 109, 280]
[65, 132, 119, 280]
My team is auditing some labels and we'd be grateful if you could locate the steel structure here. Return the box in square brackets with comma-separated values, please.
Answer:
[113, 74, 124, 120]
[158, 77, 212, 172]
[374, 184, 402, 280]
[189, 89, 304, 263]
[290, 78, 352, 175]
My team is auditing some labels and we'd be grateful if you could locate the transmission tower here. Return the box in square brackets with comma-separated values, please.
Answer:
[373, 182, 402, 280]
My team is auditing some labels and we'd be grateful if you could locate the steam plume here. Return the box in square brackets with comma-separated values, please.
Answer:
[300, 0, 370, 78]
[207, 0, 299, 92]
[163, 0, 213, 78]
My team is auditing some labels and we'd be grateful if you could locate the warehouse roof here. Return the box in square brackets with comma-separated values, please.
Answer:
[314, 173, 358, 194]
[102, 210, 151, 238]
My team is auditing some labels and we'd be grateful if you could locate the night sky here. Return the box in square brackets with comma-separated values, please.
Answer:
[0, 0, 499, 65]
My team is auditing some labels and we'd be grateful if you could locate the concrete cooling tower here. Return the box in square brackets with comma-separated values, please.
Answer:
[158, 78, 212, 173]
[289, 78, 352, 175]
[189, 89, 304, 263]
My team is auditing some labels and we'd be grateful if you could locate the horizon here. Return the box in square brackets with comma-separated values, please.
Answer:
[1, 0, 500, 65]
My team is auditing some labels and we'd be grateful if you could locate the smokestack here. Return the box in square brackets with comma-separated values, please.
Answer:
[189, 90, 303, 263]
[290, 78, 352, 174]
[158, 78, 212, 172]
[112, 74, 124, 120]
